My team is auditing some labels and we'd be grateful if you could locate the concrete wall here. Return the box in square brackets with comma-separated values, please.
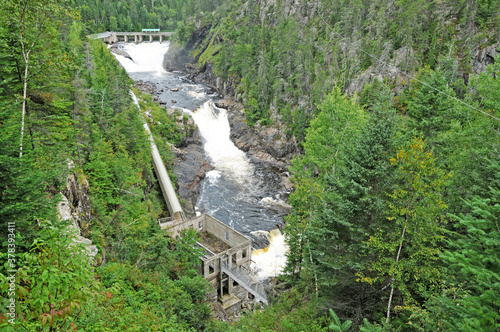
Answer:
[203, 215, 250, 247]
[162, 213, 255, 310]
[161, 214, 251, 248]
[160, 214, 204, 237]
[102, 32, 173, 44]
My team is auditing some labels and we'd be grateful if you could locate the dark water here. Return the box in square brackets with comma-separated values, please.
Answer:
[114, 43, 289, 242]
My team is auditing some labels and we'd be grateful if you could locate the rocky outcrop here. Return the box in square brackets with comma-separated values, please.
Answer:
[346, 42, 412, 95]
[471, 42, 500, 74]
[110, 43, 132, 60]
[221, 101, 296, 168]
[59, 173, 98, 258]
[163, 25, 213, 72]
[172, 128, 214, 218]
[250, 230, 271, 249]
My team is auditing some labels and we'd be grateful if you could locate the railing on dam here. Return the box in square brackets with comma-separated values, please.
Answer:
[91, 31, 173, 44]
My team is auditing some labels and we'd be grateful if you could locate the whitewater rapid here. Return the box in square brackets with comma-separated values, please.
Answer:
[113, 42, 288, 279]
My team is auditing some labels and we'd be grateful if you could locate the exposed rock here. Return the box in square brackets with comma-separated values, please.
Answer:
[173, 127, 214, 218]
[283, 175, 293, 191]
[346, 42, 412, 95]
[134, 80, 156, 94]
[224, 104, 296, 168]
[58, 174, 98, 259]
[110, 44, 133, 60]
[163, 25, 212, 72]
[170, 88, 179, 92]
[472, 42, 500, 74]
[250, 230, 271, 249]
[63, 173, 92, 237]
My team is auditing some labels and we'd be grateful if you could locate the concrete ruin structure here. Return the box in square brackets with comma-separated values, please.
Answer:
[160, 214, 268, 314]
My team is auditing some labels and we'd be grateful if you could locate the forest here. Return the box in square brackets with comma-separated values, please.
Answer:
[1, 0, 499, 331]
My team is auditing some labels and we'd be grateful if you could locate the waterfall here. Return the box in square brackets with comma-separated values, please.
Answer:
[113, 42, 288, 280]
[187, 101, 254, 183]
[252, 229, 288, 279]
[112, 42, 169, 73]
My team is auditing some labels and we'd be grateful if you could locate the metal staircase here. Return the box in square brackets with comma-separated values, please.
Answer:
[221, 262, 268, 305]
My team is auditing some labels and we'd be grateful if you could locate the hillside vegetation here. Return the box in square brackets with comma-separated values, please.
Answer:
[181, 0, 500, 330]
[0, 0, 212, 330]
[0, 0, 499, 331]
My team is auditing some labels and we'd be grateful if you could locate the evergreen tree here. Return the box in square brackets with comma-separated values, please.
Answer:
[425, 167, 500, 331]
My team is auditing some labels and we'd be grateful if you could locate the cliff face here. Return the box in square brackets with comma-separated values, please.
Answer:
[164, 33, 300, 167]
[164, 0, 498, 160]
[58, 171, 98, 258]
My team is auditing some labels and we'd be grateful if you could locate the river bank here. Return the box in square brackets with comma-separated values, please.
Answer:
[112, 42, 291, 257]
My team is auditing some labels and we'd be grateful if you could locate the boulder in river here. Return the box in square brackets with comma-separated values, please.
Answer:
[250, 230, 271, 249]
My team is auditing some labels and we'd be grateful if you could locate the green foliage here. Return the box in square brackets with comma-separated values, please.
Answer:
[402, 68, 459, 140]
[191, 0, 499, 146]
[210, 286, 329, 332]
[135, 88, 184, 146]
[0, 6, 207, 330]
[442, 59, 500, 214]
[328, 309, 352, 331]
[78, 249, 211, 331]
[358, 318, 384, 332]
[424, 180, 500, 331]
[470, 54, 500, 113]
[1, 219, 95, 330]
[363, 138, 449, 325]
[284, 88, 367, 278]
[70, 0, 225, 33]
[1, 0, 500, 330]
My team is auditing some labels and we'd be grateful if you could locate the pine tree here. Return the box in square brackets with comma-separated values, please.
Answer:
[425, 162, 500, 331]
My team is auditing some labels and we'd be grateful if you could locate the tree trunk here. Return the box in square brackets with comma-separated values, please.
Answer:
[72, 90, 82, 166]
[386, 224, 406, 324]
[20, 58, 29, 158]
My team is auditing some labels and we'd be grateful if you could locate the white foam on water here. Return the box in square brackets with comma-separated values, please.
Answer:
[252, 229, 288, 279]
[260, 196, 292, 209]
[113, 42, 170, 74]
[205, 170, 221, 184]
[190, 101, 254, 182]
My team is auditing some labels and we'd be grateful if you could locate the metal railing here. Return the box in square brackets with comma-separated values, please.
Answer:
[221, 261, 268, 305]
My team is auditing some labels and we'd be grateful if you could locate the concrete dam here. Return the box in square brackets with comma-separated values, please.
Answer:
[91, 31, 173, 44]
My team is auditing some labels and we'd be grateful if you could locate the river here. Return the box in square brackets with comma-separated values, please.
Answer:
[112, 42, 288, 279]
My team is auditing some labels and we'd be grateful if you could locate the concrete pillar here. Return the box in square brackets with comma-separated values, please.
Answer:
[159, 35, 163, 43]
[149, 35, 153, 42]
[134, 35, 137, 43]
[124, 35, 128, 43]
[139, 35, 143, 43]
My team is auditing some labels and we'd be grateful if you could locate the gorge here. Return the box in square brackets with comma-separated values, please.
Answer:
[112, 41, 289, 279]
